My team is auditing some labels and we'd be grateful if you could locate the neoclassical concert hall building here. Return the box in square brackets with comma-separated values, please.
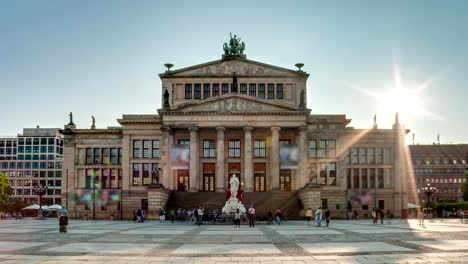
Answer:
[61, 36, 409, 219]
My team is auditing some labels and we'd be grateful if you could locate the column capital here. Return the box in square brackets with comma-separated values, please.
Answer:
[243, 126, 253, 132]
[188, 126, 199, 132]
[161, 125, 171, 132]
[270, 126, 281, 132]
[216, 126, 226, 132]
[298, 126, 308, 132]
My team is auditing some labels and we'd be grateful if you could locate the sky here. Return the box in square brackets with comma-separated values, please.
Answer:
[1, 0, 467, 144]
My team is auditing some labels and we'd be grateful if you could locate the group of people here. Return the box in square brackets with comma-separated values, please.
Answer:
[133, 209, 145, 223]
[304, 207, 331, 227]
[0, 211, 23, 220]
[371, 208, 387, 224]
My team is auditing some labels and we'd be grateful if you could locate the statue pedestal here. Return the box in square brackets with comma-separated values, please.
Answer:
[147, 185, 171, 220]
[222, 197, 246, 215]
[298, 184, 323, 211]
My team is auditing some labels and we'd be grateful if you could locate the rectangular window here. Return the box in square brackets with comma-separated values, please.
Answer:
[317, 140, 326, 158]
[267, 84, 275, 99]
[370, 168, 376, 188]
[185, 84, 192, 99]
[102, 169, 109, 189]
[33, 138, 39, 145]
[142, 163, 150, 185]
[222, 83, 229, 95]
[203, 83, 211, 99]
[361, 169, 368, 189]
[133, 140, 141, 158]
[133, 164, 140, 186]
[369, 148, 375, 164]
[48, 146, 54, 153]
[102, 148, 110, 164]
[353, 168, 360, 189]
[378, 168, 384, 188]
[118, 148, 123, 164]
[329, 163, 336, 185]
[276, 84, 283, 99]
[228, 140, 241, 158]
[143, 140, 150, 158]
[110, 148, 118, 164]
[203, 140, 215, 158]
[240, 83, 247, 95]
[309, 140, 317, 157]
[249, 83, 256, 97]
[376, 148, 383, 164]
[33, 146, 39, 153]
[352, 148, 359, 164]
[360, 148, 367, 164]
[327, 140, 336, 157]
[212, 83, 219, 96]
[194, 83, 201, 99]
[94, 148, 101, 164]
[152, 140, 160, 158]
[320, 164, 327, 185]
[178, 139, 190, 145]
[258, 84, 265, 98]
[18, 138, 24, 145]
[254, 140, 266, 158]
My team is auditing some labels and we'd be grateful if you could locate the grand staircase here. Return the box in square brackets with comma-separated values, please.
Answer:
[165, 191, 303, 219]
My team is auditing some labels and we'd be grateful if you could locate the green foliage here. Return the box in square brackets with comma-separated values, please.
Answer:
[462, 171, 468, 202]
[0, 173, 13, 207]
[434, 201, 468, 211]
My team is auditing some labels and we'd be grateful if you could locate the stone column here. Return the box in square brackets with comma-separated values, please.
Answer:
[270, 126, 281, 190]
[161, 126, 171, 189]
[215, 127, 225, 192]
[243, 127, 254, 192]
[189, 126, 199, 192]
[297, 126, 308, 190]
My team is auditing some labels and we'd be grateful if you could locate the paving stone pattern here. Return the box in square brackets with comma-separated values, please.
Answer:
[0, 218, 468, 263]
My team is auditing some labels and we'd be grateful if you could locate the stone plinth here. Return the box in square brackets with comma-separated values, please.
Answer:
[147, 186, 171, 219]
[298, 184, 322, 210]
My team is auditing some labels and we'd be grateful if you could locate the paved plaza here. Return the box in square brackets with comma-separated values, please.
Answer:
[1, 219, 468, 263]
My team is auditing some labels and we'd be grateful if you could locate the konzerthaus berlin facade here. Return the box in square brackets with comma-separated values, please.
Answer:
[61, 38, 409, 219]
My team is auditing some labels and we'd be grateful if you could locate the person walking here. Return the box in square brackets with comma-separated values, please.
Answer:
[169, 209, 175, 223]
[248, 204, 256, 228]
[371, 208, 377, 224]
[197, 207, 204, 226]
[305, 208, 313, 226]
[267, 209, 273, 225]
[136, 208, 142, 223]
[275, 209, 282, 225]
[141, 209, 145, 223]
[325, 208, 331, 227]
[315, 207, 322, 227]
[58, 207, 69, 233]
[159, 208, 166, 223]
[234, 208, 241, 228]
[379, 208, 384, 224]
[417, 208, 425, 226]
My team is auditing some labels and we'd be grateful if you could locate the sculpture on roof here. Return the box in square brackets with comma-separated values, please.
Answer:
[223, 33, 246, 56]
[163, 89, 170, 108]
[91, 116, 96, 129]
[68, 112, 74, 125]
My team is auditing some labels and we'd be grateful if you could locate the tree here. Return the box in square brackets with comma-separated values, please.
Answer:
[0, 173, 13, 207]
[462, 171, 468, 202]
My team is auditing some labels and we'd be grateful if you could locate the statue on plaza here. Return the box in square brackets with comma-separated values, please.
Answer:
[229, 174, 239, 199]
[222, 173, 246, 215]
[222, 33, 246, 56]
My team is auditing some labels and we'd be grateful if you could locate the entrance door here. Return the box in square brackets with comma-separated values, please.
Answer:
[177, 170, 189, 192]
[203, 163, 215, 192]
[254, 163, 266, 192]
[280, 169, 291, 191]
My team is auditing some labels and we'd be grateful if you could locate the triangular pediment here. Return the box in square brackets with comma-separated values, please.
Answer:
[168, 94, 300, 113]
[160, 57, 307, 78]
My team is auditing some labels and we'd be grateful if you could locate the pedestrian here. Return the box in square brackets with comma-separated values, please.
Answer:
[159, 208, 166, 223]
[283, 209, 288, 221]
[275, 209, 282, 225]
[315, 207, 322, 227]
[197, 206, 204, 226]
[141, 209, 145, 223]
[371, 208, 377, 224]
[58, 207, 69, 233]
[417, 208, 425, 226]
[305, 208, 313, 226]
[379, 208, 384, 224]
[169, 209, 175, 223]
[136, 209, 142, 223]
[325, 208, 331, 227]
[267, 209, 273, 225]
[193, 207, 198, 223]
[133, 210, 137, 222]
[248, 204, 256, 228]
[234, 208, 241, 228]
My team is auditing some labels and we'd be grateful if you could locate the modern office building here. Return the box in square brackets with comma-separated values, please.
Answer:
[61, 36, 409, 219]
[0, 127, 64, 205]
[409, 144, 468, 203]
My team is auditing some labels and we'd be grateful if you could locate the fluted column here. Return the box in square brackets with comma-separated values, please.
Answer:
[216, 126, 226, 192]
[297, 126, 308, 190]
[243, 127, 254, 192]
[188, 126, 199, 192]
[161, 126, 171, 189]
[270, 126, 281, 190]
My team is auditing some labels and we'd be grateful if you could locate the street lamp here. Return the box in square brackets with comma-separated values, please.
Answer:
[33, 184, 48, 220]
[420, 183, 437, 210]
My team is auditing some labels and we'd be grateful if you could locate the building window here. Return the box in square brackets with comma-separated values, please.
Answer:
[267, 84, 275, 99]
[152, 140, 160, 158]
[102, 148, 110, 164]
[133, 140, 141, 158]
[369, 148, 375, 164]
[203, 83, 211, 99]
[353, 168, 360, 189]
[378, 168, 384, 188]
[309, 140, 317, 157]
[94, 148, 101, 164]
[361, 169, 368, 188]
[360, 148, 367, 164]
[249, 83, 256, 97]
[142, 163, 150, 186]
[240, 83, 247, 95]
[329, 163, 337, 185]
[228, 140, 241, 158]
[33, 138, 39, 145]
[85, 148, 92, 164]
[194, 83, 201, 99]
[317, 140, 326, 158]
[222, 83, 229, 95]
[276, 84, 283, 99]
[254, 140, 266, 158]
[258, 84, 265, 98]
[203, 140, 215, 158]
[119, 148, 123, 164]
[132, 164, 140, 186]
[185, 84, 192, 99]
[327, 140, 336, 157]
[111, 148, 118, 164]
[319, 164, 327, 185]
[213, 83, 219, 96]
[352, 148, 359, 164]
[370, 168, 376, 188]
[376, 148, 383, 164]
[143, 140, 150, 158]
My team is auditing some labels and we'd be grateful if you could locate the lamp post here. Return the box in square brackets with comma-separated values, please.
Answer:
[33, 184, 48, 220]
[420, 183, 437, 210]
